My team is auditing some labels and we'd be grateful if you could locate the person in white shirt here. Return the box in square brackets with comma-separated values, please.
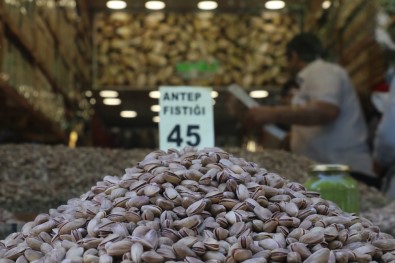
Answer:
[246, 33, 374, 176]
[374, 73, 395, 197]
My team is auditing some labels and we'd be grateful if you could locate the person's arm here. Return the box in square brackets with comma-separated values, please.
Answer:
[246, 100, 339, 126]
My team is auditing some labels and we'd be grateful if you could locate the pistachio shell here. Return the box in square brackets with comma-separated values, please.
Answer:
[304, 248, 330, 263]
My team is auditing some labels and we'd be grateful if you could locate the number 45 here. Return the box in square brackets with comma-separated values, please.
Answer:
[167, 125, 201, 147]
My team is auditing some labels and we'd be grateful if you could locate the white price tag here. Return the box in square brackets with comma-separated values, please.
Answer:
[159, 86, 214, 150]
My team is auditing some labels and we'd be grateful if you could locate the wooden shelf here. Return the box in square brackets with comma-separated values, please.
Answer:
[42, 16, 75, 71]
[0, 1, 92, 143]
[0, 79, 67, 143]
[337, 0, 366, 31]
[3, 15, 75, 109]
[40, 8, 91, 97]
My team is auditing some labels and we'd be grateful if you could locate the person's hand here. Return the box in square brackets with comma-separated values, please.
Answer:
[244, 106, 277, 128]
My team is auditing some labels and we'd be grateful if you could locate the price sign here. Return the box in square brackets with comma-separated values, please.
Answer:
[159, 86, 214, 150]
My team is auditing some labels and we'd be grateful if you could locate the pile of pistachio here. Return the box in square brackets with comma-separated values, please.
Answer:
[1, 148, 395, 263]
[0, 144, 390, 214]
[227, 148, 391, 212]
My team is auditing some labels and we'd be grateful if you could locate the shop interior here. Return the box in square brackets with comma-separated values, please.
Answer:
[1, 0, 386, 149]
[1, 0, 395, 258]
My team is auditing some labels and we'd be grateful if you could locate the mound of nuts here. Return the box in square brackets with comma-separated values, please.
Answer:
[1, 147, 395, 263]
[0, 144, 389, 214]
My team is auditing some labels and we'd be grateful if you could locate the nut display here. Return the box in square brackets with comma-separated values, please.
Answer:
[0, 144, 148, 213]
[226, 148, 390, 212]
[94, 12, 298, 87]
[1, 147, 395, 262]
[0, 144, 389, 214]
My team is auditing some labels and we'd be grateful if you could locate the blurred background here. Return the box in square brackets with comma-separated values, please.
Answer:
[0, 0, 392, 149]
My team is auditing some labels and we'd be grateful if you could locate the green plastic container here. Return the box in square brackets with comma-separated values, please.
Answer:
[304, 164, 360, 214]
